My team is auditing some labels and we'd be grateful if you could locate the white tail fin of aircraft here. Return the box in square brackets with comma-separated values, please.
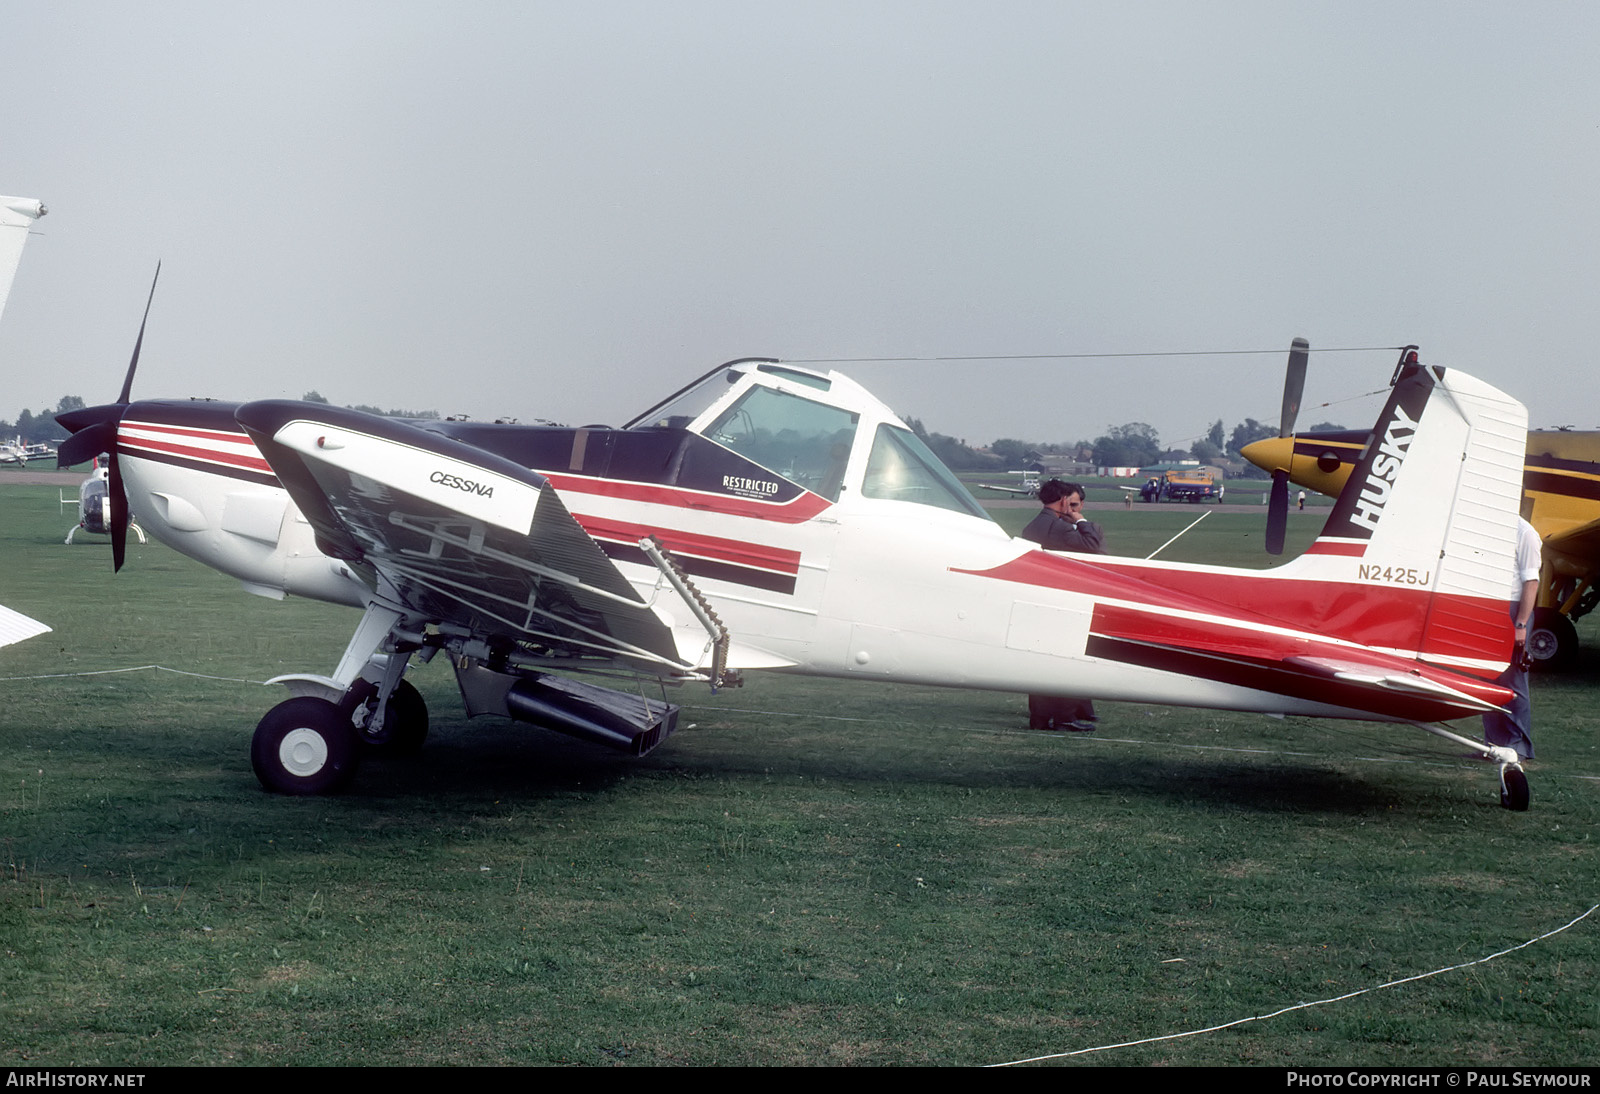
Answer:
[57, 324, 1533, 808]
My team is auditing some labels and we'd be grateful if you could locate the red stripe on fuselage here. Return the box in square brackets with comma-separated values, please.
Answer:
[575, 515, 801, 576]
[957, 550, 1511, 673]
[1304, 539, 1368, 557]
[119, 425, 274, 475]
[541, 471, 831, 523]
[123, 421, 253, 445]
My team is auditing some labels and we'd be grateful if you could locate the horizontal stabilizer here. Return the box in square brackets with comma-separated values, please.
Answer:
[1285, 655, 1505, 714]
[1083, 597, 1513, 720]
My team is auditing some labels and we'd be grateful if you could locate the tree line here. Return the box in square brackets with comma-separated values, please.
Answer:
[2, 395, 85, 444]
[8, 392, 1342, 477]
[920, 415, 1345, 475]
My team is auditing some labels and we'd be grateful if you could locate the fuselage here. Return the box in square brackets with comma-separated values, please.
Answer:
[103, 361, 1515, 726]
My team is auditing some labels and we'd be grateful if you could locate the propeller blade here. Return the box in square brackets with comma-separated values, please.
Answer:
[56, 416, 119, 469]
[108, 451, 129, 572]
[54, 266, 159, 571]
[1265, 469, 1290, 556]
[119, 262, 161, 404]
[1279, 337, 1308, 437]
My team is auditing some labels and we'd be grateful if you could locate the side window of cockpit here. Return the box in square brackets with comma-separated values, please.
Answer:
[703, 387, 859, 501]
[862, 424, 990, 517]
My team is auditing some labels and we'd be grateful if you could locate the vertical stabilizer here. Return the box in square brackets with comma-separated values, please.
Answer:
[0, 195, 48, 331]
[1279, 355, 1527, 673]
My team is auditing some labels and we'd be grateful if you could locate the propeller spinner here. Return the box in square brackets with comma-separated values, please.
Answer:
[56, 263, 161, 571]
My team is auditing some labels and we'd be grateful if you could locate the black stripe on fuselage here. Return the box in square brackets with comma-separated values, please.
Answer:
[1085, 634, 1478, 724]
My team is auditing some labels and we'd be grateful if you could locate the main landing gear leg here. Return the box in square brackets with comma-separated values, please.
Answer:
[252, 602, 429, 794]
[341, 655, 429, 755]
[1419, 722, 1529, 812]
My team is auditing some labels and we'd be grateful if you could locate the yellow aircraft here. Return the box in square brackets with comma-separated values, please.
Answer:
[1242, 426, 1600, 671]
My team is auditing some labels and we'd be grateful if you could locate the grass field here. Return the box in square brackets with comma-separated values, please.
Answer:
[1, 484, 1596, 1066]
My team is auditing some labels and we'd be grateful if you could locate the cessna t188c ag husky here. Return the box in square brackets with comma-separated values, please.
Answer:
[59, 341, 1533, 808]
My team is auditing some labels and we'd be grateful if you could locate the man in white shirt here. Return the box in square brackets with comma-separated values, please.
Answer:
[1483, 516, 1541, 762]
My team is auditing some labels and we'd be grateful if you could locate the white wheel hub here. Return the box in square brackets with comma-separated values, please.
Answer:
[279, 728, 329, 777]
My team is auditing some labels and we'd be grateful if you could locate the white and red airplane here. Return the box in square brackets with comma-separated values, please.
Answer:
[58, 320, 1533, 808]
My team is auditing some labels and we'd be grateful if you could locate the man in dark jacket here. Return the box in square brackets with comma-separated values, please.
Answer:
[1020, 480, 1105, 730]
[1021, 479, 1106, 553]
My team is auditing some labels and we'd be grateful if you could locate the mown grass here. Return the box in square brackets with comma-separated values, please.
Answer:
[0, 484, 1595, 1066]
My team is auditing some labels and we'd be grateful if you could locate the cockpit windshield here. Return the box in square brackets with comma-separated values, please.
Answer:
[702, 386, 859, 501]
[625, 369, 742, 431]
[862, 424, 990, 518]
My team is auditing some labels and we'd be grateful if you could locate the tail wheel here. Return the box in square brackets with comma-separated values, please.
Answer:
[251, 697, 360, 795]
[1500, 766, 1530, 812]
[341, 678, 429, 755]
[1526, 607, 1578, 673]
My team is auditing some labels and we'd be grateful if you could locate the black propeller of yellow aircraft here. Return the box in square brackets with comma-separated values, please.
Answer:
[1263, 337, 1309, 556]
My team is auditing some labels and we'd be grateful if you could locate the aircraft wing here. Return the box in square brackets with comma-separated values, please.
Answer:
[978, 483, 1033, 496]
[234, 402, 690, 676]
[0, 603, 50, 649]
[0, 196, 46, 330]
[1540, 516, 1600, 563]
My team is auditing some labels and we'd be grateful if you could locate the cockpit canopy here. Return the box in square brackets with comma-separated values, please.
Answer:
[628, 359, 989, 518]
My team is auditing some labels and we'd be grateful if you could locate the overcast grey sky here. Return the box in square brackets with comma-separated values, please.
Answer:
[2, 1, 1597, 450]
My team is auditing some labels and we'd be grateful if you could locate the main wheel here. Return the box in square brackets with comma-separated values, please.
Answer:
[340, 678, 429, 755]
[251, 697, 361, 795]
[1526, 607, 1578, 673]
[1500, 766, 1530, 812]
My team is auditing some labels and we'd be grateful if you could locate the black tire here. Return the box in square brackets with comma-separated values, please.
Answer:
[251, 697, 361, 795]
[340, 678, 429, 755]
[1526, 607, 1578, 673]
[1500, 766, 1530, 812]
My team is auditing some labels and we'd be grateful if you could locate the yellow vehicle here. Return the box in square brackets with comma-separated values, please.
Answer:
[1242, 429, 1600, 671]
[1151, 467, 1224, 502]
[1139, 463, 1222, 502]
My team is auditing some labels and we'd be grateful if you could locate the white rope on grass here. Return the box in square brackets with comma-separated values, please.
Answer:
[988, 903, 1599, 1066]
[0, 663, 267, 685]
